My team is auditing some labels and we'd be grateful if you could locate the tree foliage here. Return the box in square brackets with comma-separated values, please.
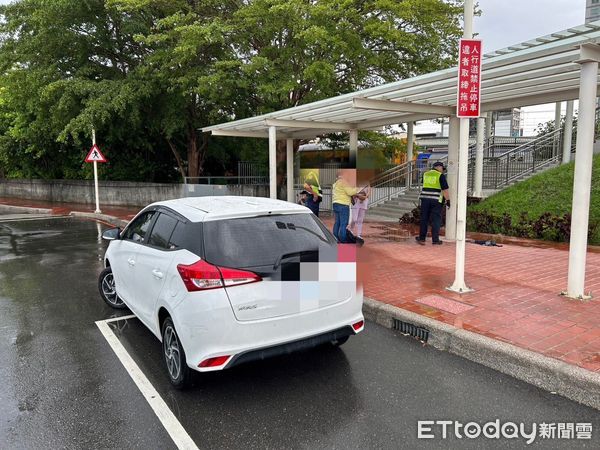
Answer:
[0, 0, 463, 181]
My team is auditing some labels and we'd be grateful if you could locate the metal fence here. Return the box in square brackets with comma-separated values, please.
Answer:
[237, 161, 268, 184]
[184, 175, 269, 185]
[472, 128, 563, 190]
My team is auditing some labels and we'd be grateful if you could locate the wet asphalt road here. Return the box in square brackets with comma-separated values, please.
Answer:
[1, 216, 599, 450]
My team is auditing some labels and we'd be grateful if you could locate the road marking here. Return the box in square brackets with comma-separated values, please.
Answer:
[101, 314, 137, 323]
[95, 317, 199, 450]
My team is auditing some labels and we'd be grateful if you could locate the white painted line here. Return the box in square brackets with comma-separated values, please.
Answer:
[95, 317, 199, 450]
[101, 314, 137, 324]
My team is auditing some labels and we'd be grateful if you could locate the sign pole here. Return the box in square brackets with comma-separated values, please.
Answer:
[92, 128, 101, 214]
[449, 0, 475, 294]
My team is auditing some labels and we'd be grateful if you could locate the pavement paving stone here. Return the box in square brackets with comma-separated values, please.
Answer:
[346, 219, 600, 374]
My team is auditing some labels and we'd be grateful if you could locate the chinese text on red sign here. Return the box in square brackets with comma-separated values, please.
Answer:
[456, 39, 482, 118]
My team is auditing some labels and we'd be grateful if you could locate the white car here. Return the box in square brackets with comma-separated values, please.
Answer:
[99, 196, 364, 388]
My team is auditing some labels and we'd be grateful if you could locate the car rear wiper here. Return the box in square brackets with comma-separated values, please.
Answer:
[272, 250, 318, 271]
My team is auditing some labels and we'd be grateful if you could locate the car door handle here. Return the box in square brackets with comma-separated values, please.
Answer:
[128, 258, 136, 266]
[152, 269, 163, 279]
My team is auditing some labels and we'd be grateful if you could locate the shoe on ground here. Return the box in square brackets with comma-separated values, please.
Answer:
[415, 237, 426, 245]
[432, 241, 443, 245]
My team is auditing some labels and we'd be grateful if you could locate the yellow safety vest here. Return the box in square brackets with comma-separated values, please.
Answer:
[420, 170, 443, 203]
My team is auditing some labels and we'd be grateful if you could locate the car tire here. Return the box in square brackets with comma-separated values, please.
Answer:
[330, 335, 349, 347]
[98, 267, 127, 309]
[162, 317, 191, 389]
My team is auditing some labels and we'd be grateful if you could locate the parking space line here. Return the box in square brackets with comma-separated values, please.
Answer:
[101, 314, 137, 323]
[95, 317, 199, 450]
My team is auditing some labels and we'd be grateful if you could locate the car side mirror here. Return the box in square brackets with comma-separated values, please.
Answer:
[102, 227, 121, 241]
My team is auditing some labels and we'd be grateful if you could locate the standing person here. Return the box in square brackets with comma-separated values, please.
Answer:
[332, 170, 359, 243]
[298, 190, 308, 206]
[349, 184, 370, 241]
[303, 171, 322, 217]
[416, 161, 450, 245]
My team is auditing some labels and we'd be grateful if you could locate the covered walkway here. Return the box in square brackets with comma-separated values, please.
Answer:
[203, 18, 600, 299]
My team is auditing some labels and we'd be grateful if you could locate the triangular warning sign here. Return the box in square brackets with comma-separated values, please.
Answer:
[85, 144, 107, 163]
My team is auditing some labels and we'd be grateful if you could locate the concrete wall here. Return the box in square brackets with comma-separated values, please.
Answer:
[0, 179, 271, 206]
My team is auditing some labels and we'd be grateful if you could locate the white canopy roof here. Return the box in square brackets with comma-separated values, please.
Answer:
[202, 21, 600, 139]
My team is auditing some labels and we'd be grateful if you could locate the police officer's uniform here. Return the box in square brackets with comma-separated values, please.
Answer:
[417, 164, 449, 244]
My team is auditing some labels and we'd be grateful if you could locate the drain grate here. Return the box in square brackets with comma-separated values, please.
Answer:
[392, 319, 429, 343]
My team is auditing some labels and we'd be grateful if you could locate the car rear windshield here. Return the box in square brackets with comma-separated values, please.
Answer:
[203, 213, 335, 269]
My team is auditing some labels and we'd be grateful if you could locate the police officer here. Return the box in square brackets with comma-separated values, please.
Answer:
[416, 161, 450, 245]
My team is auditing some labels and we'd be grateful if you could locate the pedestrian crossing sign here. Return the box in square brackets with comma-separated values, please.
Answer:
[85, 144, 107, 163]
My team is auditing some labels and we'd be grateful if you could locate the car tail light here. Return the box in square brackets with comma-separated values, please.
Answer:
[177, 260, 261, 292]
[198, 355, 231, 368]
[352, 320, 364, 331]
[219, 266, 261, 287]
[177, 260, 223, 291]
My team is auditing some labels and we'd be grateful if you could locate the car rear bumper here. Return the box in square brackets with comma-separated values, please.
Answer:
[172, 289, 364, 372]
[225, 325, 356, 369]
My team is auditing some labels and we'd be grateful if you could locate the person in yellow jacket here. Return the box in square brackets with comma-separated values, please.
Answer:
[332, 170, 359, 243]
[303, 170, 322, 217]
[416, 161, 450, 245]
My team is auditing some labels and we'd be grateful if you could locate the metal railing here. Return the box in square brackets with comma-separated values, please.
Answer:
[368, 128, 566, 208]
[474, 128, 563, 190]
[368, 144, 481, 207]
[184, 175, 269, 185]
[368, 160, 420, 207]
[238, 161, 268, 184]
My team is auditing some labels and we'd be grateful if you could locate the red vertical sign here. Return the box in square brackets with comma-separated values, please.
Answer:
[456, 39, 483, 118]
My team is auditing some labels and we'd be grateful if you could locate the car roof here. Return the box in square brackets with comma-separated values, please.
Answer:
[150, 196, 311, 222]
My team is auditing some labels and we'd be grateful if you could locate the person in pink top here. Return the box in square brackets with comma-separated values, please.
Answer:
[349, 184, 370, 240]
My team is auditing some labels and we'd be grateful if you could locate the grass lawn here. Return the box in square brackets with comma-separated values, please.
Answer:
[468, 154, 600, 244]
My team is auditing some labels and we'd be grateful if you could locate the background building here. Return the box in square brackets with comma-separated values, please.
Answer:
[586, 0, 600, 22]
[493, 108, 523, 137]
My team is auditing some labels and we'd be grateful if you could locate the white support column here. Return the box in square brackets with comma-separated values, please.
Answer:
[349, 129, 358, 168]
[448, 0, 474, 294]
[286, 138, 294, 202]
[566, 44, 600, 299]
[473, 117, 485, 198]
[485, 111, 493, 157]
[562, 100, 574, 164]
[554, 102, 562, 157]
[268, 125, 277, 199]
[446, 116, 460, 240]
[406, 122, 414, 187]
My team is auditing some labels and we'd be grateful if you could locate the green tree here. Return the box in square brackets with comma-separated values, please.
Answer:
[218, 0, 463, 187]
[0, 0, 464, 181]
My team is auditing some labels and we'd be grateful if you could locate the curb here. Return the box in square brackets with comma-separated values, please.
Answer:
[363, 297, 600, 411]
[0, 204, 52, 214]
[69, 211, 129, 228]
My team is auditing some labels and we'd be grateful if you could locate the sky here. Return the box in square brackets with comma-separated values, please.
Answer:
[413, 0, 587, 136]
[476, 0, 585, 135]
[475, 0, 585, 53]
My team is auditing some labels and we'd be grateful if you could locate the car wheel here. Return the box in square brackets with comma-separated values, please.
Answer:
[331, 335, 349, 347]
[98, 267, 126, 309]
[162, 317, 191, 389]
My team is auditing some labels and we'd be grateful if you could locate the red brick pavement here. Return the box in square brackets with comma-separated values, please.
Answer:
[348, 220, 600, 374]
[3, 198, 599, 373]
